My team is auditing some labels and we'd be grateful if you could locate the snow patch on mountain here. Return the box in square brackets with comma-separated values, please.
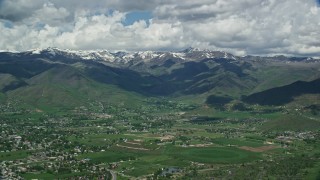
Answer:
[0, 47, 246, 63]
[30, 48, 42, 54]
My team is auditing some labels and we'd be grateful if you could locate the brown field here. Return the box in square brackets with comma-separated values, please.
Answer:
[239, 146, 278, 152]
[116, 144, 149, 151]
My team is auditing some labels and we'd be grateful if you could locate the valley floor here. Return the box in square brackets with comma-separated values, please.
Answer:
[0, 99, 320, 179]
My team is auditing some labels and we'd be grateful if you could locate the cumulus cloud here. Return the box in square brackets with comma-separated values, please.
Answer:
[0, 0, 319, 56]
[0, 0, 43, 21]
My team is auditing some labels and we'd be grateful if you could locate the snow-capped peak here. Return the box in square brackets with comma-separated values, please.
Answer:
[0, 47, 242, 64]
[27, 48, 43, 54]
[182, 47, 202, 53]
[135, 51, 160, 60]
[39, 48, 116, 62]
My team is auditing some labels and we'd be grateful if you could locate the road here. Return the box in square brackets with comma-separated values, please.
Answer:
[110, 170, 117, 180]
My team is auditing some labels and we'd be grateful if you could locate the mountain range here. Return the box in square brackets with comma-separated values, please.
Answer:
[0, 47, 319, 111]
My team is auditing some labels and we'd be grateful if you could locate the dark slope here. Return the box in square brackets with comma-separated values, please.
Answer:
[83, 62, 162, 96]
[144, 58, 256, 96]
[243, 78, 320, 105]
[0, 74, 28, 93]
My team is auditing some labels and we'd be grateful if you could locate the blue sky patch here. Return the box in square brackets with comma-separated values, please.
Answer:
[2, 20, 13, 28]
[122, 11, 153, 26]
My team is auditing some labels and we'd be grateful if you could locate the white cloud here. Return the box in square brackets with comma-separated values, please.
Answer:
[31, 2, 70, 26]
[0, 0, 319, 56]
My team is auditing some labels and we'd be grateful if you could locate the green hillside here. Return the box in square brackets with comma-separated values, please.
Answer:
[3, 64, 145, 112]
[0, 52, 319, 111]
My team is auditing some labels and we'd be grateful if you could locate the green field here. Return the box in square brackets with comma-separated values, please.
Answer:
[211, 138, 265, 147]
[22, 172, 90, 180]
[169, 146, 261, 164]
[261, 114, 320, 131]
[0, 150, 29, 161]
[22, 173, 56, 180]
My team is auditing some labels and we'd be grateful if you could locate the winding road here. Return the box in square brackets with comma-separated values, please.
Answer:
[110, 170, 117, 180]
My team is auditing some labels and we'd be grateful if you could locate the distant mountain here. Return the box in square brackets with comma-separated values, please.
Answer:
[243, 78, 320, 105]
[0, 47, 240, 64]
[4, 47, 318, 65]
[0, 48, 319, 110]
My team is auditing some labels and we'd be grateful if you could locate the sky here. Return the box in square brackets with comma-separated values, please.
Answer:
[0, 0, 320, 56]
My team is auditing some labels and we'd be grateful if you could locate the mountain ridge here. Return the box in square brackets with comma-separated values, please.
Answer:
[0, 47, 319, 111]
[1, 47, 319, 64]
